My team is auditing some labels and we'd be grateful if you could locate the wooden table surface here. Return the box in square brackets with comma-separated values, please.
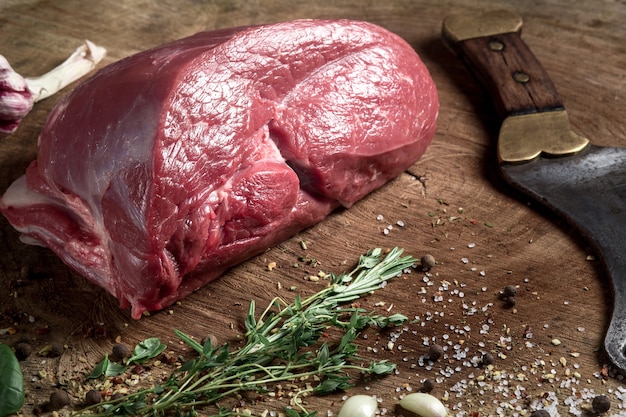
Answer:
[1, 1, 625, 416]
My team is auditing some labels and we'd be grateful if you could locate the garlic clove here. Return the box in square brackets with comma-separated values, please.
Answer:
[398, 392, 448, 417]
[338, 395, 378, 417]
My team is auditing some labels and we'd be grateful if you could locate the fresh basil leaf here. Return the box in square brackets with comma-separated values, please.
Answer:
[284, 407, 302, 417]
[87, 353, 110, 379]
[127, 338, 167, 364]
[105, 361, 127, 377]
[0, 343, 25, 417]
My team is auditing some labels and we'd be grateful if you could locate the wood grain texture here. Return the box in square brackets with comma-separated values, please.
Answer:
[0, 0, 625, 416]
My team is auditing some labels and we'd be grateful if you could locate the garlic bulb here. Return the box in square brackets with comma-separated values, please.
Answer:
[0, 40, 106, 136]
[0, 56, 34, 134]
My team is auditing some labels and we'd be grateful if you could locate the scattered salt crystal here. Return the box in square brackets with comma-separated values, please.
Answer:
[468, 243, 476, 248]
[396, 220, 405, 227]
[376, 214, 384, 221]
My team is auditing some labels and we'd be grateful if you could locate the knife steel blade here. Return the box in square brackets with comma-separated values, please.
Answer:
[442, 10, 626, 371]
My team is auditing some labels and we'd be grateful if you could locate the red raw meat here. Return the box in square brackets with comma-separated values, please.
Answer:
[0, 20, 438, 319]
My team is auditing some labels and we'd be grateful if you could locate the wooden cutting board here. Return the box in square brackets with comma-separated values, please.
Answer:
[1, 0, 625, 415]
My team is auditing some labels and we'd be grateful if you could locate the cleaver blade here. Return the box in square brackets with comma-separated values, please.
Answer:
[442, 10, 626, 370]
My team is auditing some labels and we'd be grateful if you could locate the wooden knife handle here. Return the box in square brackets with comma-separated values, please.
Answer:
[442, 10, 564, 119]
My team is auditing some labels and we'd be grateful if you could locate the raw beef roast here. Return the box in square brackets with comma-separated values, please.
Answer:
[0, 19, 438, 318]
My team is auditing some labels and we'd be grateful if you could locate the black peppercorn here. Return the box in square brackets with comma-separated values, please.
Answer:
[420, 254, 436, 270]
[49, 389, 70, 410]
[420, 378, 435, 393]
[592, 394, 610, 413]
[85, 389, 102, 406]
[13, 342, 33, 361]
[481, 352, 494, 366]
[112, 343, 130, 361]
[428, 344, 444, 361]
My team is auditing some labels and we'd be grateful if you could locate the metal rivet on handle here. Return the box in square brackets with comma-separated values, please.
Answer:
[513, 71, 531, 83]
[488, 39, 505, 51]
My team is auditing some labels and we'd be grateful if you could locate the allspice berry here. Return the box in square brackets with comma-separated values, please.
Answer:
[502, 285, 517, 297]
[49, 389, 71, 410]
[112, 343, 130, 361]
[85, 389, 102, 406]
[428, 344, 444, 361]
[420, 254, 436, 270]
[530, 410, 550, 417]
[14, 342, 33, 361]
[420, 378, 435, 393]
[481, 352, 494, 366]
[592, 394, 611, 413]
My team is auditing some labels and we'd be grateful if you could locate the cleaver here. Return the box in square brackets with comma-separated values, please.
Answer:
[441, 10, 626, 371]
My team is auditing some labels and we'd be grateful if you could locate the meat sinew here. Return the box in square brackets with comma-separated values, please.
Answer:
[0, 19, 438, 319]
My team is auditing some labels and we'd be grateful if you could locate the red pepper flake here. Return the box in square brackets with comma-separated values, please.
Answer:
[469, 219, 478, 225]
[37, 326, 50, 335]
[131, 364, 146, 375]
[600, 364, 609, 379]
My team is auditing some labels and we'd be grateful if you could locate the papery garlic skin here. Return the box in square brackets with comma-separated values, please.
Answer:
[0, 40, 106, 136]
[0, 55, 34, 134]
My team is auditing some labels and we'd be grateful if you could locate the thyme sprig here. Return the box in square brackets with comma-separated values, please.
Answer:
[76, 247, 416, 417]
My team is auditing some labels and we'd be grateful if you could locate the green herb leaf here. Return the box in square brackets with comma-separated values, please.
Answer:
[127, 337, 167, 364]
[313, 375, 353, 394]
[0, 343, 25, 417]
[78, 247, 416, 417]
[105, 361, 127, 377]
[369, 360, 396, 375]
[175, 330, 203, 355]
[87, 354, 110, 380]
[317, 343, 330, 368]
[284, 407, 302, 417]
[86, 353, 126, 380]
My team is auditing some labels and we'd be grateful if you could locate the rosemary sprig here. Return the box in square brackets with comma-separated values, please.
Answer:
[76, 247, 416, 417]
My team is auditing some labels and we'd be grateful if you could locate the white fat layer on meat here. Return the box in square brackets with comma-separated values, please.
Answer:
[3, 175, 111, 256]
[2, 175, 57, 208]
